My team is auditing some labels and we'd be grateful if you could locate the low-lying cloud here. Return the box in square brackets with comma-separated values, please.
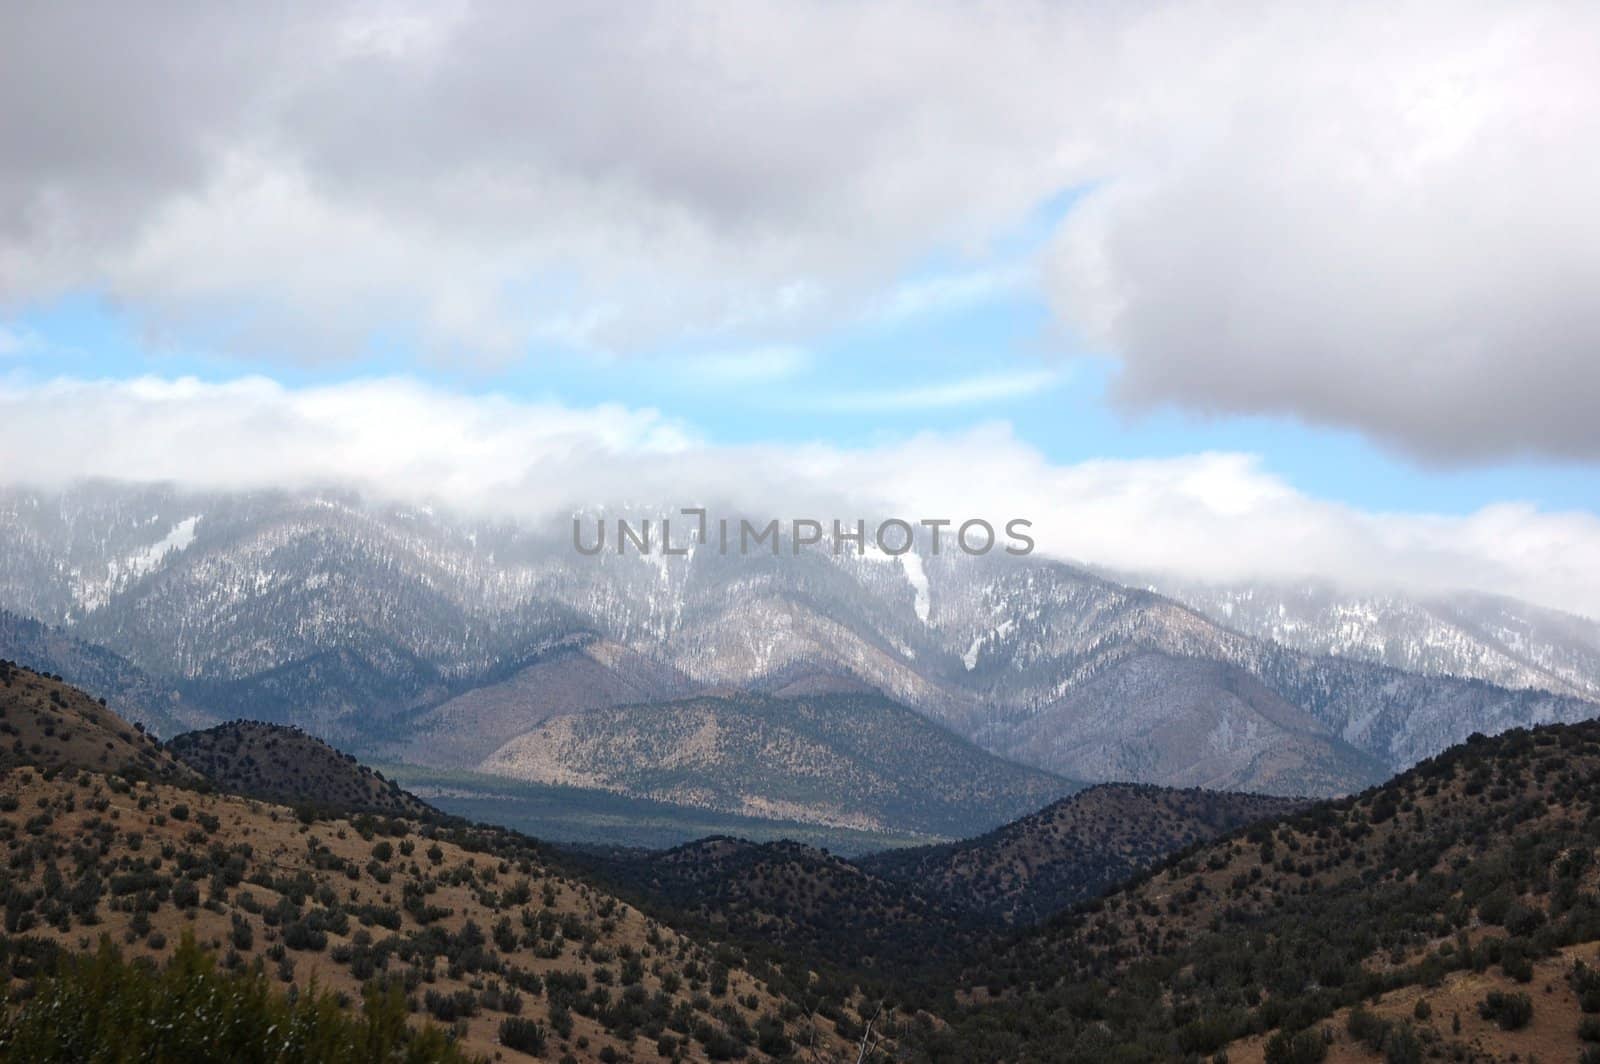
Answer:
[3, 373, 1597, 619]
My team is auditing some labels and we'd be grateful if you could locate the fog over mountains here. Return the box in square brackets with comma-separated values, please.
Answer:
[2, 482, 1596, 810]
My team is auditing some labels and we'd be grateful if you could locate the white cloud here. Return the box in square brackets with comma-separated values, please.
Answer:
[0, 3, 1081, 359]
[2, 373, 1597, 619]
[1047, 4, 1600, 462]
[2, 2, 1597, 455]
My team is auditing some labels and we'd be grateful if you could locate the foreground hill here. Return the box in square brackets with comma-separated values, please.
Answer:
[0, 659, 195, 781]
[583, 837, 982, 997]
[572, 790, 1307, 1007]
[482, 692, 1079, 838]
[861, 782, 1304, 924]
[0, 672, 860, 1062]
[168, 720, 436, 819]
[926, 719, 1600, 1061]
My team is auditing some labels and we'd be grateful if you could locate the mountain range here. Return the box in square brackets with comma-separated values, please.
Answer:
[2, 483, 1598, 828]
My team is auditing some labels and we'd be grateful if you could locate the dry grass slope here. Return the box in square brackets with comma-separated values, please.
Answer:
[0, 669, 868, 1062]
[0, 660, 195, 782]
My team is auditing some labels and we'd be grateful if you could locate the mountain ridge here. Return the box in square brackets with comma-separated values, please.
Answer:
[4, 483, 1597, 803]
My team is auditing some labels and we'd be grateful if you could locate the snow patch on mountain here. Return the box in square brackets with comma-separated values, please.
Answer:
[900, 553, 930, 623]
[963, 636, 982, 671]
[122, 516, 200, 577]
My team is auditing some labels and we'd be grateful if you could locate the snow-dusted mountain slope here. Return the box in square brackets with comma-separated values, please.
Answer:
[2, 483, 1596, 797]
[1136, 575, 1600, 701]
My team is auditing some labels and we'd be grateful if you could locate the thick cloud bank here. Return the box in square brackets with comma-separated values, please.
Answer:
[1049, 5, 1600, 463]
[3, 374, 1598, 619]
[3, 2, 1597, 459]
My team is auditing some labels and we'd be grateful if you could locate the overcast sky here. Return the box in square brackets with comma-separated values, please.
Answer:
[2, 2, 1598, 614]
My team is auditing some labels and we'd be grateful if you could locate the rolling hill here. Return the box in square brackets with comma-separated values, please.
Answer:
[16, 658, 1600, 1061]
[583, 837, 980, 995]
[860, 782, 1305, 924]
[0, 609, 215, 738]
[387, 635, 698, 769]
[924, 719, 1600, 1061]
[0, 658, 195, 782]
[167, 719, 436, 818]
[479, 691, 1080, 838]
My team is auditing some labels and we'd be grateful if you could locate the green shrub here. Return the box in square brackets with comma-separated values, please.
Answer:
[0, 933, 466, 1061]
[1347, 1006, 1385, 1050]
[1263, 1028, 1326, 1064]
[1380, 1022, 1422, 1064]
[499, 1016, 548, 1055]
[1477, 990, 1533, 1031]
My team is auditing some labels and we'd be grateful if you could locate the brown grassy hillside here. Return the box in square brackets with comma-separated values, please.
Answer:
[0, 671, 862, 1062]
[0, 659, 195, 782]
[1223, 940, 1600, 1063]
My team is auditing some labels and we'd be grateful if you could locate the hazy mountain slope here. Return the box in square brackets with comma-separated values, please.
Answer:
[0, 482, 213, 623]
[391, 635, 698, 769]
[1245, 644, 1600, 773]
[1145, 574, 1600, 699]
[0, 488, 586, 740]
[180, 646, 452, 743]
[481, 692, 1080, 838]
[0, 608, 215, 738]
[4, 484, 1597, 800]
[934, 556, 1600, 786]
[167, 720, 436, 818]
[652, 549, 976, 723]
[860, 783, 1304, 923]
[990, 652, 1389, 794]
[929, 719, 1600, 1061]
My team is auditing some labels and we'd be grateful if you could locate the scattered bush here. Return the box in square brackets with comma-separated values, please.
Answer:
[1477, 990, 1533, 1031]
[499, 1016, 548, 1055]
